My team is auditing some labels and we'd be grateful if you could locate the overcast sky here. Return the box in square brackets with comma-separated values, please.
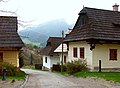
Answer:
[1, 0, 120, 30]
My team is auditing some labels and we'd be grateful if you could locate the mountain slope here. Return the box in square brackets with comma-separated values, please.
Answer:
[19, 19, 74, 47]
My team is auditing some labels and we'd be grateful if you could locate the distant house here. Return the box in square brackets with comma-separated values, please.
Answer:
[64, 4, 120, 70]
[40, 37, 67, 70]
[0, 16, 24, 68]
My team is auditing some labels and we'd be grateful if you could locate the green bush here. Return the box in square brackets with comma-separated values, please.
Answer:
[61, 65, 67, 72]
[66, 59, 87, 75]
[1, 62, 18, 76]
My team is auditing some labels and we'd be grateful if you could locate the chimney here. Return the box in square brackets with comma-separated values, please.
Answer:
[113, 3, 119, 11]
[65, 29, 72, 37]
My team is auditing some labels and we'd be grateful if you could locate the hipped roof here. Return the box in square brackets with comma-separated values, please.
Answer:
[64, 7, 120, 42]
[0, 16, 24, 48]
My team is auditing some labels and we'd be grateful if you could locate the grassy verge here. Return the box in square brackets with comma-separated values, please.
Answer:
[0, 70, 26, 80]
[22, 65, 44, 71]
[74, 71, 120, 82]
[55, 71, 120, 82]
[22, 65, 35, 70]
[54, 71, 67, 76]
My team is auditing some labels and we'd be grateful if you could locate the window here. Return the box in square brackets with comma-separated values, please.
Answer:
[109, 49, 117, 60]
[80, 47, 84, 58]
[64, 56, 66, 64]
[45, 57, 47, 63]
[80, 14, 88, 25]
[0, 53, 3, 62]
[73, 47, 77, 57]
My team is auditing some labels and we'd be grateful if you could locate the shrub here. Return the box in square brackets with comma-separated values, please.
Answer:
[66, 59, 87, 75]
[61, 65, 67, 72]
[1, 62, 18, 76]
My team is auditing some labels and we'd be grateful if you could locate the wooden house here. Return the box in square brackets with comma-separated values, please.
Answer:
[64, 4, 120, 70]
[0, 16, 24, 68]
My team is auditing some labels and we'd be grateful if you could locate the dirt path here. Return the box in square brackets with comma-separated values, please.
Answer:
[0, 79, 23, 88]
[21, 69, 120, 88]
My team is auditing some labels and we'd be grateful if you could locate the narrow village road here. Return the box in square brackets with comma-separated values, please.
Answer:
[21, 69, 120, 88]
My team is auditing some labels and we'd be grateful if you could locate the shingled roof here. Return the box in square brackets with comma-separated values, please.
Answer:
[0, 16, 24, 48]
[40, 37, 63, 55]
[64, 7, 120, 43]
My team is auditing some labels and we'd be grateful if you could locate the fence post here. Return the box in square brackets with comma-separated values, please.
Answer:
[99, 60, 101, 72]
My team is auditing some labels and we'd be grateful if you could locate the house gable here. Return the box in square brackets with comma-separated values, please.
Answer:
[54, 44, 67, 53]
[74, 11, 89, 29]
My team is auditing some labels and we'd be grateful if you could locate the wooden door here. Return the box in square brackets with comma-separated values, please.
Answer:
[64, 56, 66, 64]
[0, 53, 3, 62]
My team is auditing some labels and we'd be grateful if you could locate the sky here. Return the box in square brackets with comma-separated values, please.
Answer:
[0, 0, 120, 30]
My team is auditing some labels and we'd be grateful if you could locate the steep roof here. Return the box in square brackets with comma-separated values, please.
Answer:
[0, 16, 24, 48]
[64, 7, 120, 42]
[40, 37, 63, 55]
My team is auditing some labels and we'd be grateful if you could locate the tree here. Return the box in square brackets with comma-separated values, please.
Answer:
[0, 0, 33, 28]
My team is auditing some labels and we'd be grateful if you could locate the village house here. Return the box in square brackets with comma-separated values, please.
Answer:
[64, 4, 120, 70]
[40, 37, 67, 70]
[0, 16, 24, 68]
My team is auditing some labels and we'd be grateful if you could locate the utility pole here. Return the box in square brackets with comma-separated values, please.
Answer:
[61, 30, 64, 72]
[30, 53, 33, 65]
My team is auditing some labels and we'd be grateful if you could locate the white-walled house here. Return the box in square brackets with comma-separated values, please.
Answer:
[54, 43, 68, 64]
[67, 41, 120, 70]
[40, 37, 68, 70]
[64, 5, 120, 70]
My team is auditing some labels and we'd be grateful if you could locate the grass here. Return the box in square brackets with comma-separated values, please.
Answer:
[22, 65, 44, 71]
[22, 65, 35, 70]
[54, 71, 67, 76]
[74, 71, 120, 82]
[56, 71, 120, 82]
[0, 70, 26, 80]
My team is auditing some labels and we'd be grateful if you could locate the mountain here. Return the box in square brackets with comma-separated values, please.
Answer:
[19, 19, 74, 47]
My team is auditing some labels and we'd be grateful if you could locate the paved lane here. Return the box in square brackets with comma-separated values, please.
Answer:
[21, 69, 120, 88]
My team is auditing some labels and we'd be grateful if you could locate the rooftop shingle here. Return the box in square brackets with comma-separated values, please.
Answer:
[40, 37, 63, 55]
[0, 16, 24, 48]
[64, 7, 120, 42]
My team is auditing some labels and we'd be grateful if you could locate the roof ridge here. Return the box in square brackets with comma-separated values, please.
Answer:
[49, 37, 62, 38]
[84, 7, 120, 13]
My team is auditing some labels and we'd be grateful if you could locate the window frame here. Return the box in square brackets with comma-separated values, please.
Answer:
[80, 47, 84, 58]
[73, 47, 77, 57]
[64, 56, 66, 64]
[80, 14, 88, 25]
[109, 49, 117, 61]
[45, 57, 47, 63]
